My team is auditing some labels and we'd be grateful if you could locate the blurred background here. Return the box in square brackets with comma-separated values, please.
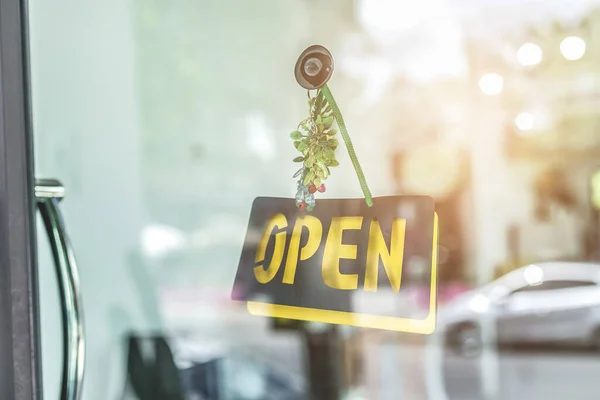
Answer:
[26, 0, 600, 399]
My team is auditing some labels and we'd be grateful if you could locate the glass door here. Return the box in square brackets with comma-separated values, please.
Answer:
[29, 1, 395, 399]
[22, 0, 600, 400]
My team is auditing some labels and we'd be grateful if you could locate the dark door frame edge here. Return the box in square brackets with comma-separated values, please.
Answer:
[0, 0, 42, 398]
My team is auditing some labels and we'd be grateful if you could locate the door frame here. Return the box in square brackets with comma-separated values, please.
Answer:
[0, 0, 42, 398]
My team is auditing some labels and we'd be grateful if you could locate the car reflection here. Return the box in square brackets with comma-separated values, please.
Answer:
[437, 262, 600, 356]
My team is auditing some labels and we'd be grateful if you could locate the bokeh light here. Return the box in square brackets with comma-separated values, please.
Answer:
[517, 42, 543, 66]
[478, 73, 504, 95]
[524, 264, 544, 286]
[560, 36, 586, 60]
[515, 112, 535, 131]
[469, 293, 490, 313]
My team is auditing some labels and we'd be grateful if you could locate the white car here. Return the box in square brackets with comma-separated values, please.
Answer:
[437, 262, 600, 356]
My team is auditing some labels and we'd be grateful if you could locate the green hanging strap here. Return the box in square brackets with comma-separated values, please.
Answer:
[321, 84, 373, 207]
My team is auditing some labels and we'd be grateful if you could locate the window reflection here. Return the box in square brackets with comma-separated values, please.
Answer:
[30, 0, 600, 399]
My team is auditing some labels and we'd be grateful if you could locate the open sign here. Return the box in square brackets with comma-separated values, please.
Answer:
[231, 196, 438, 334]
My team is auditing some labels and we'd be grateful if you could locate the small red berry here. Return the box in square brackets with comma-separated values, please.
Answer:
[298, 201, 307, 211]
[317, 184, 326, 193]
[308, 185, 317, 194]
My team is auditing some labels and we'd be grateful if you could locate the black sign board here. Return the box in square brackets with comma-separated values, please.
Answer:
[231, 196, 438, 334]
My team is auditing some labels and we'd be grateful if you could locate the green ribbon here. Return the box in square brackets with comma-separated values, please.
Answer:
[321, 84, 373, 207]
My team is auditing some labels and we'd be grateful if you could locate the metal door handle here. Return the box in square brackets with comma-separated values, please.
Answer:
[36, 179, 85, 400]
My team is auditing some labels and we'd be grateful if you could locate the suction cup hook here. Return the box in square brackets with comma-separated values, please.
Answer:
[294, 45, 334, 90]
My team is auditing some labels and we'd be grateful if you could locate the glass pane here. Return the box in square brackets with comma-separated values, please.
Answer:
[28, 0, 600, 399]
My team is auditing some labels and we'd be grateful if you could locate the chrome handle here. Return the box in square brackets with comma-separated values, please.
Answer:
[36, 179, 85, 400]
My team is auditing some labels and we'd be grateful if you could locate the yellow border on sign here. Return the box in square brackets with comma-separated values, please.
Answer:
[247, 213, 439, 334]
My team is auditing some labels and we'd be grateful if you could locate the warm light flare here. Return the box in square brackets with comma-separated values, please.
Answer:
[478, 73, 503, 95]
[517, 42, 543, 67]
[515, 112, 535, 131]
[560, 36, 586, 61]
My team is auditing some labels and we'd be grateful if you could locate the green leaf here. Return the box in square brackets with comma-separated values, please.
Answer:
[317, 163, 329, 178]
[314, 177, 322, 187]
[322, 116, 334, 128]
[328, 159, 340, 167]
[298, 141, 308, 151]
[327, 139, 338, 149]
[290, 131, 303, 140]
[303, 171, 315, 185]
[305, 155, 315, 167]
[293, 141, 301, 150]
[324, 148, 335, 159]
[293, 156, 304, 162]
